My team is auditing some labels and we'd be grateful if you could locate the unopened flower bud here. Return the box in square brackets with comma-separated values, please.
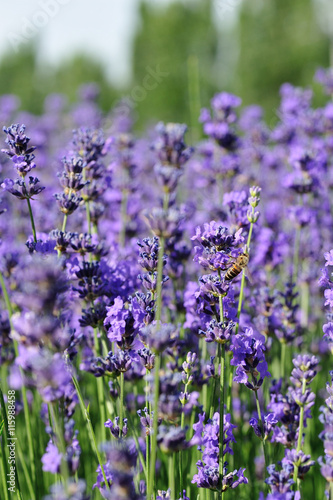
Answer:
[247, 209, 260, 223]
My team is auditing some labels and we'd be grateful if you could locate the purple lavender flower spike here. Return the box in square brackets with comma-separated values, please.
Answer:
[2, 124, 36, 176]
[230, 328, 271, 391]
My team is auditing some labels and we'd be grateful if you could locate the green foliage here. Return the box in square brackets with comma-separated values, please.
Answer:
[132, 0, 219, 129]
[0, 42, 118, 116]
[234, 0, 330, 120]
[49, 53, 118, 111]
[0, 44, 45, 114]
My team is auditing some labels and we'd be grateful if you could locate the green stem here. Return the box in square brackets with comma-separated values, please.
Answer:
[26, 197, 37, 243]
[62, 213, 68, 233]
[93, 327, 106, 443]
[126, 412, 148, 478]
[219, 344, 225, 484]
[217, 283, 225, 492]
[85, 200, 91, 234]
[169, 453, 176, 500]
[201, 340, 208, 414]
[227, 220, 254, 415]
[155, 237, 165, 323]
[119, 371, 125, 437]
[49, 404, 69, 486]
[0, 386, 29, 500]
[0, 390, 10, 500]
[146, 433, 150, 495]
[280, 342, 286, 383]
[147, 235, 166, 498]
[72, 374, 110, 490]
[0, 271, 36, 488]
[236, 221, 254, 325]
[226, 362, 233, 420]
[255, 391, 269, 474]
[180, 380, 190, 494]
[0, 272, 13, 316]
[293, 378, 306, 484]
[148, 353, 161, 500]
[16, 431, 35, 500]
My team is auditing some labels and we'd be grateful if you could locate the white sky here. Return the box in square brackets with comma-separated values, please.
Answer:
[0, 0, 238, 87]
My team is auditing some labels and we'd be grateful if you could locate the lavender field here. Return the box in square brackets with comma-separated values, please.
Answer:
[0, 70, 333, 500]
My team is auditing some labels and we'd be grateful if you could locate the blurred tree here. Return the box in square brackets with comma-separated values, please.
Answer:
[50, 53, 118, 112]
[132, 0, 219, 135]
[0, 42, 119, 115]
[234, 0, 330, 121]
[0, 43, 46, 113]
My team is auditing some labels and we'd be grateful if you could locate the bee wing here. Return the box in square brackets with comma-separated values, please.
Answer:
[244, 265, 253, 284]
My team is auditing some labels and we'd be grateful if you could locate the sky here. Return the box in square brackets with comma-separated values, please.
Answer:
[0, 0, 141, 87]
[0, 0, 238, 87]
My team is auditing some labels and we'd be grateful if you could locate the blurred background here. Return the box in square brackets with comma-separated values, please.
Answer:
[0, 0, 332, 131]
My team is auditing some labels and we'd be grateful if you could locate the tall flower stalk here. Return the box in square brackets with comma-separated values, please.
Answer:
[227, 187, 261, 414]
[1, 124, 45, 243]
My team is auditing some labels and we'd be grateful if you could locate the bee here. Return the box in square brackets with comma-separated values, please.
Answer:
[225, 250, 250, 281]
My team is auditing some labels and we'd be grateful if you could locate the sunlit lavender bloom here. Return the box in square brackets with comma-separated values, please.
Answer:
[2, 177, 45, 199]
[200, 92, 241, 150]
[41, 441, 62, 473]
[230, 328, 271, 391]
[104, 296, 144, 343]
[57, 171, 88, 193]
[2, 124, 36, 176]
[319, 370, 333, 487]
[138, 236, 161, 272]
[135, 292, 155, 325]
[72, 127, 106, 163]
[79, 302, 106, 328]
[73, 261, 105, 301]
[138, 347, 155, 370]
[282, 449, 315, 480]
[153, 122, 193, 173]
[80, 352, 119, 378]
[191, 412, 242, 491]
[289, 354, 318, 387]
[54, 192, 83, 215]
[200, 318, 236, 344]
[105, 416, 128, 438]
[192, 221, 243, 253]
[61, 155, 84, 175]
[249, 413, 278, 441]
[192, 222, 244, 272]
[265, 463, 295, 497]
[137, 407, 157, 435]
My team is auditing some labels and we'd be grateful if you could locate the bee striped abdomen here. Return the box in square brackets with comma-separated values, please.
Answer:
[224, 252, 249, 281]
[225, 264, 242, 281]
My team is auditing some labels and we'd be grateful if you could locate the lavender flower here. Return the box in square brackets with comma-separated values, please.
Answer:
[1, 176, 45, 199]
[230, 328, 271, 391]
[2, 124, 36, 176]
